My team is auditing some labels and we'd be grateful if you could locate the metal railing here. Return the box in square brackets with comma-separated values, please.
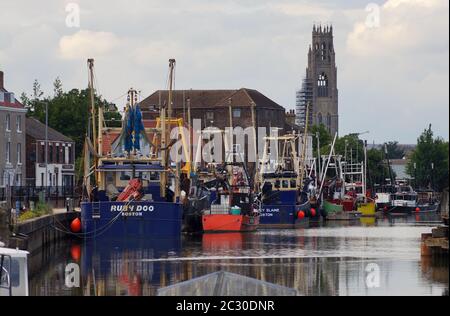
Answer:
[0, 185, 81, 207]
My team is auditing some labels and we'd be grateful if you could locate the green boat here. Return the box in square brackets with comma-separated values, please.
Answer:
[322, 200, 343, 216]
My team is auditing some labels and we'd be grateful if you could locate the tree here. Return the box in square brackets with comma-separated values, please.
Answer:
[384, 141, 405, 159]
[53, 77, 63, 97]
[310, 124, 332, 157]
[334, 134, 364, 162]
[406, 125, 449, 191]
[22, 78, 122, 158]
[366, 148, 394, 187]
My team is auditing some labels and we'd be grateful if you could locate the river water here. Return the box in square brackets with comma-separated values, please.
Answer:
[29, 214, 448, 296]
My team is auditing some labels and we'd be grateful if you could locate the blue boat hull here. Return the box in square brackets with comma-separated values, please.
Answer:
[259, 204, 311, 228]
[81, 201, 183, 238]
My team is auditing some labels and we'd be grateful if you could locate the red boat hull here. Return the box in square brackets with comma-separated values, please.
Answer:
[202, 214, 259, 233]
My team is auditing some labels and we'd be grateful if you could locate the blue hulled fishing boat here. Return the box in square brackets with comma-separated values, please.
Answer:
[81, 59, 184, 238]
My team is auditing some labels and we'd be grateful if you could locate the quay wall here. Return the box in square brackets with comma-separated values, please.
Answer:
[8, 212, 79, 254]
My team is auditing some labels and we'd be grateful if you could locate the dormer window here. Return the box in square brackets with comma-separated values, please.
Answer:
[4, 92, 15, 104]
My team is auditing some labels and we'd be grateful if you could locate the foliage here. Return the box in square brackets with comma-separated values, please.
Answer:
[384, 141, 405, 159]
[18, 202, 52, 222]
[334, 134, 364, 162]
[366, 148, 395, 186]
[310, 124, 332, 156]
[21, 78, 122, 158]
[406, 125, 449, 191]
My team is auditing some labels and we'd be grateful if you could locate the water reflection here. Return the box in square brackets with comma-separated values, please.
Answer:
[29, 214, 448, 296]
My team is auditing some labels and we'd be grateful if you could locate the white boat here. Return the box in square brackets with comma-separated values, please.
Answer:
[0, 247, 29, 296]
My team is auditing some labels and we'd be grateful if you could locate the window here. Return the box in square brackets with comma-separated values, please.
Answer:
[16, 116, 22, 132]
[49, 145, 53, 163]
[6, 142, 11, 163]
[41, 173, 45, 187]
[290, 180, 297, 188]
[5, 114, 10, 131]
[318, 113, 323, 125]
[327, 113, 332, 130]
[206, 111, 214, 120]
[317, 73, 328, 97]
[17, 143, 21, 164]
[321, 43, 326, 61]
[41, 144, 45, 162]
[56, 145, 60, 163]
[68, 145, 72, 164]
[282, 180, 289, 189]
[233, 109, 241, 118]
[274, 180, 281, 189]
[15, 174, 21, 186]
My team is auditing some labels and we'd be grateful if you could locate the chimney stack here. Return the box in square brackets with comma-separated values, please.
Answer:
[0, 71, 4, 90]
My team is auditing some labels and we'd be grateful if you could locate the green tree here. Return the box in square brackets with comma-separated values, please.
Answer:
[334, 134, 364, 162]
[406, 124, 449, 191]
[384, 141, 405, 159]
[53, 77, 63, 97]
[366, 148, 394, 187]
[310, 124, 331, 156]
[22, 78, 122, 158]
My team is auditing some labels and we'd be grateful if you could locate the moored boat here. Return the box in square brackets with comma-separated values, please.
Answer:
[81, 59, 185, 239]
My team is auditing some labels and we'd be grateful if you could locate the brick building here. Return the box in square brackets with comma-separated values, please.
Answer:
[25, 117, 75, 189]
[140, 88, 287, 132]
[0, 71, 26, 188]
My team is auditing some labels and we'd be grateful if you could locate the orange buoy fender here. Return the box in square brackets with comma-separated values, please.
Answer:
[70, 218, 81, 233]
[297, 211, 305, 219]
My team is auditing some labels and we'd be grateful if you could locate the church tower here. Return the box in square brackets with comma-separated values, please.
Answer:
[296, 25, 338, 136]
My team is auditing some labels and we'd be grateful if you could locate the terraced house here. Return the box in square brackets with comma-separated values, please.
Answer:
[0, 71, 26, 188]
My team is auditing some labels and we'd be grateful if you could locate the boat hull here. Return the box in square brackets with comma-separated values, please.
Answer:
[357, 202, 376, 217]
[81, 201, 183, 238]
[259, 204, 311, 228]
[202, 214, 259, 233]
[322, 200, 344, 216]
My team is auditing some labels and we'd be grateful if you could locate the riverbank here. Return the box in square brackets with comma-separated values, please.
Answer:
[7, 210, 80, 254]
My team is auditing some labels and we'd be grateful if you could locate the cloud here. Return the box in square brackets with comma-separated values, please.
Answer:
[59, 30, 120, 60]
[347, 0, 449, 57]
[339, 0, 449, 141]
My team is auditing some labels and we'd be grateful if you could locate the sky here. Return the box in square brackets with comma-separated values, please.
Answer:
[0, 0, 448, 144]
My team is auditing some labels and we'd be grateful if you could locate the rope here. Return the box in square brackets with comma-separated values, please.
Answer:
[51, 199, 135, 239]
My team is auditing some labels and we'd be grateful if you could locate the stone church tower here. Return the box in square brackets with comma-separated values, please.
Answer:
[296, 25, 338, 136]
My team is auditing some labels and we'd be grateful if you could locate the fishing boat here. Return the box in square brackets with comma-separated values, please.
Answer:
[201, 161, 260, 233]
[318, 134, 362, 220]
[415, 189, 440, 213]
[80, 59, 185, 238]
[257, 131, 319, 228]
[357, 197, 376, 217]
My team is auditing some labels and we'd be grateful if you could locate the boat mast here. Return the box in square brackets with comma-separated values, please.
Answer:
[87, 59, 99, 185]
[299, 102, 310, 186]
[168, 59, 175, 118]
[88, 59, 97, 154]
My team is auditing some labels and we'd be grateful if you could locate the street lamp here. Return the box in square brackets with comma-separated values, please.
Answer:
[45, 101, 48, 202]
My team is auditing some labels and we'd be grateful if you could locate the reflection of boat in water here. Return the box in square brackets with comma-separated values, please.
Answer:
[81, 237, 182, 296]
[202, 233, 243, 252]
[81, 60, 185, 239]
